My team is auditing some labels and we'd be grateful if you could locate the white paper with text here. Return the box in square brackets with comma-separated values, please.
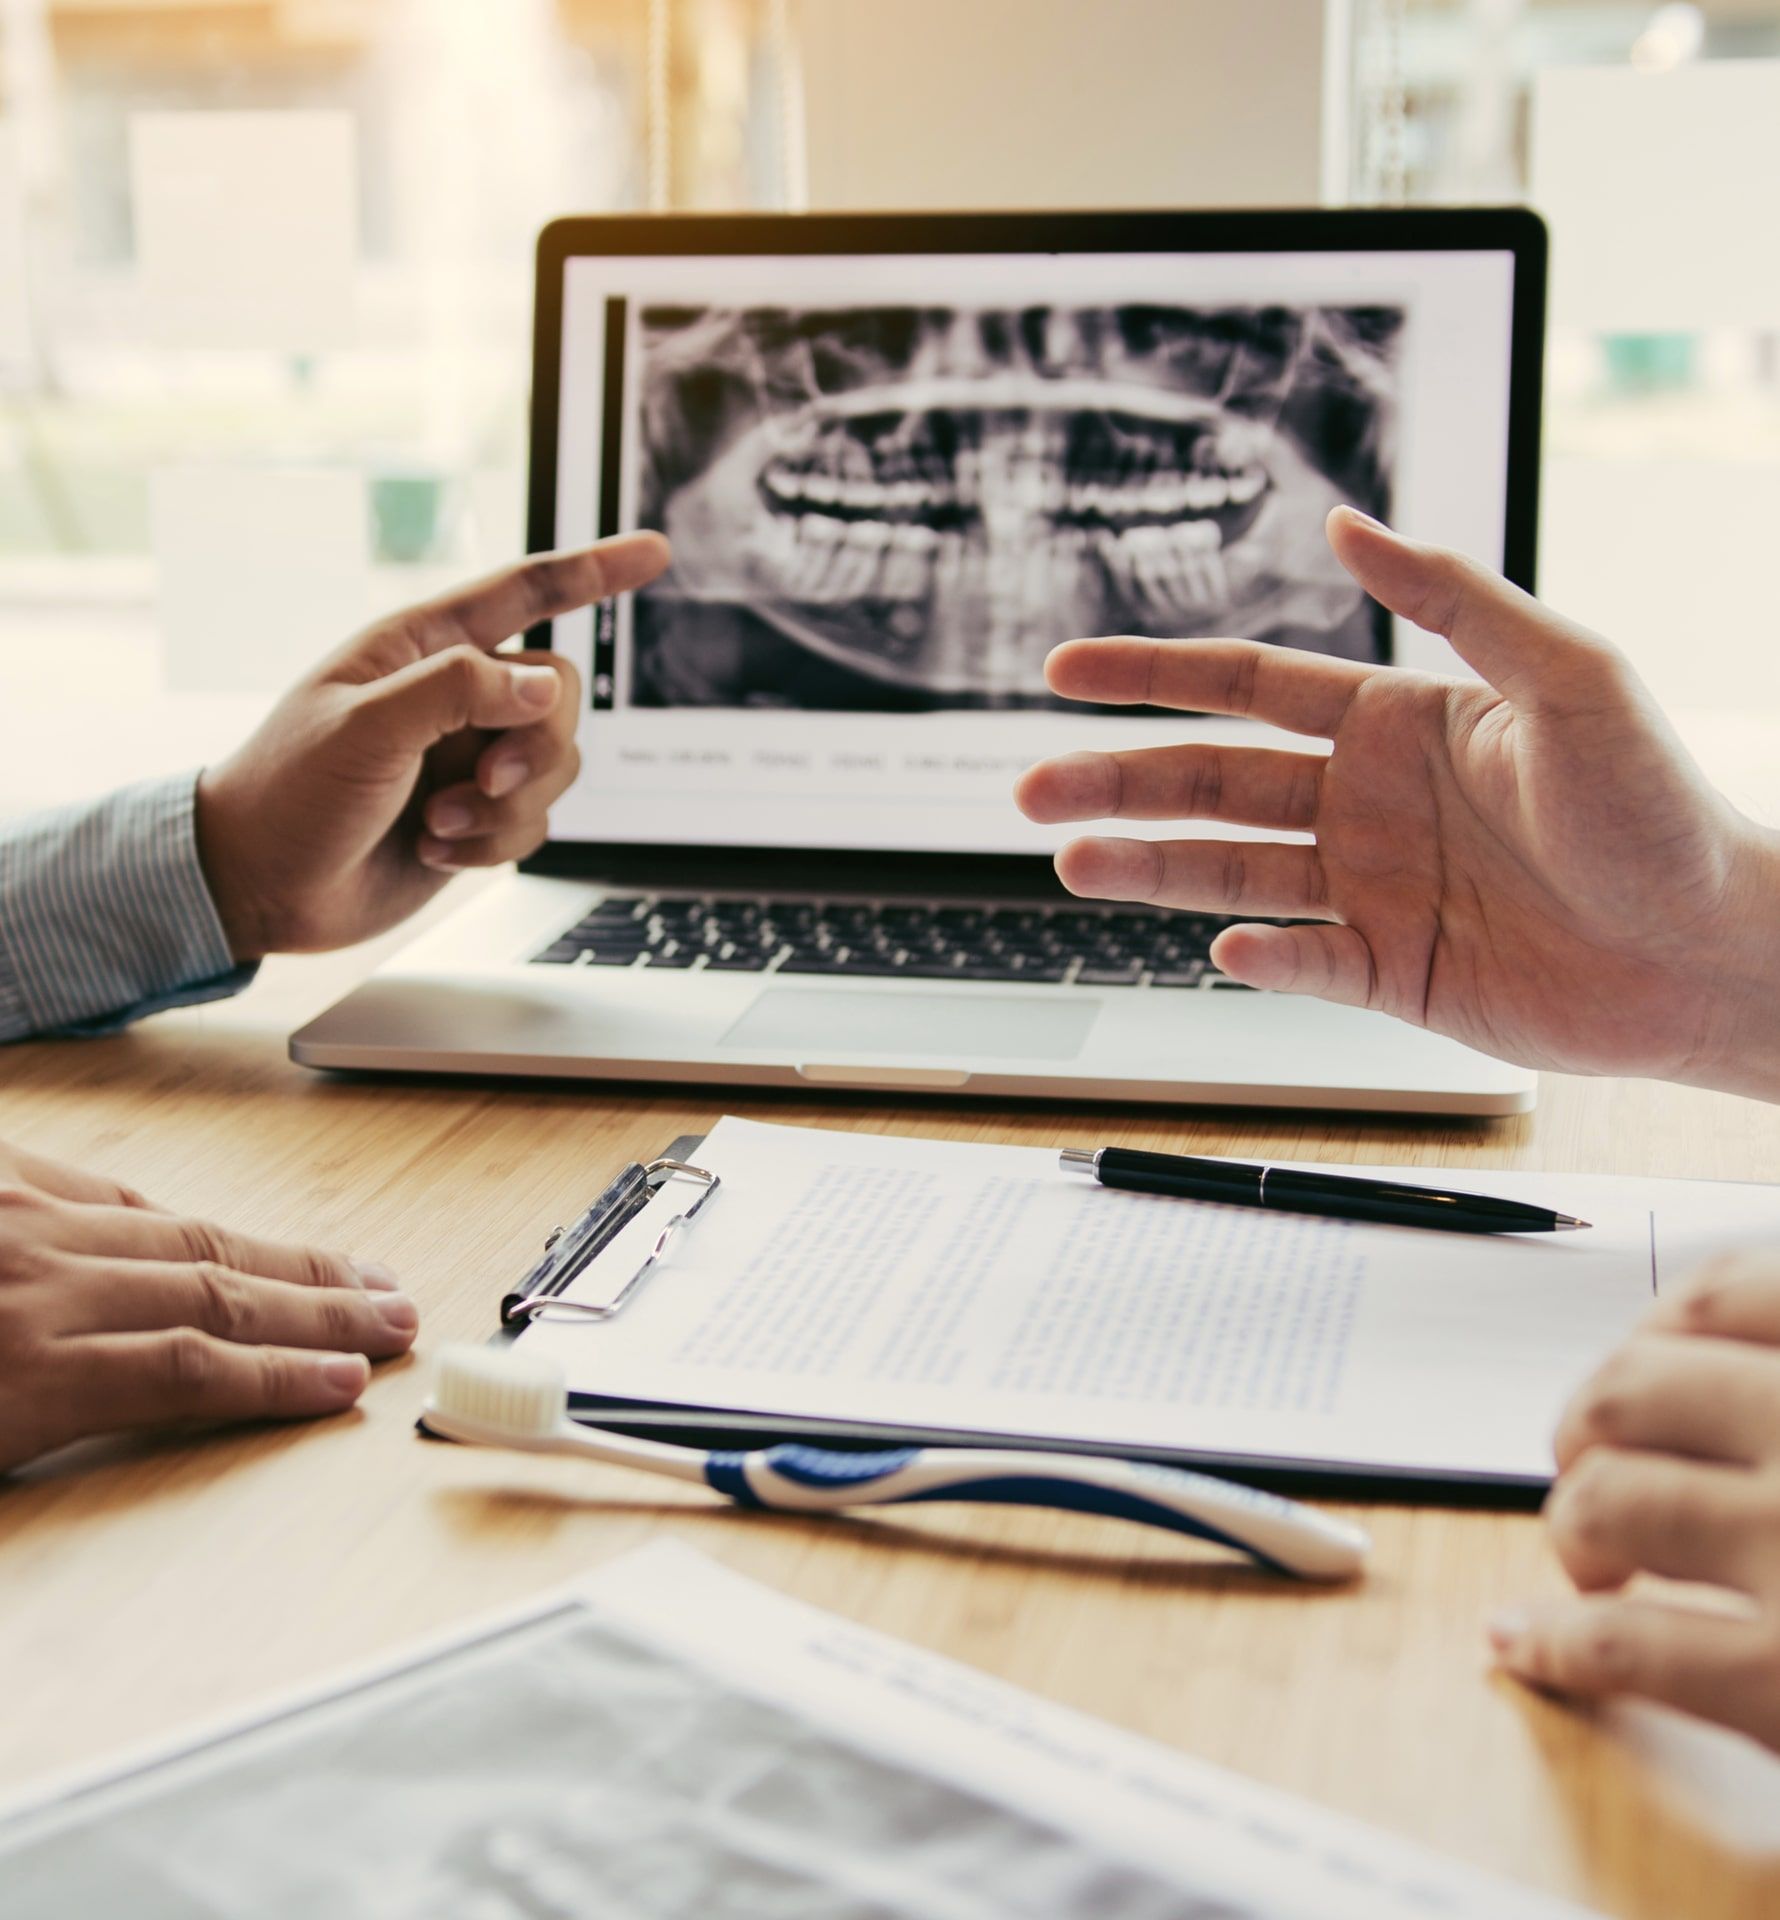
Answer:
[517, 1118, 1780, 1480]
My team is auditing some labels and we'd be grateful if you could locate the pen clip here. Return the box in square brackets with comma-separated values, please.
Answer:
[502, 1160, 720, 1327]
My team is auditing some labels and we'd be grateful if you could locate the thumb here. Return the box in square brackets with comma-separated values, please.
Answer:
[1326, 506, 1616, 709]
[351, 646, 563, 754]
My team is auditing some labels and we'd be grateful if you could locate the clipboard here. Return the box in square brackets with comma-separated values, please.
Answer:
[488, 1133, 1542, 1506]
[498, 1143, 721, 1330]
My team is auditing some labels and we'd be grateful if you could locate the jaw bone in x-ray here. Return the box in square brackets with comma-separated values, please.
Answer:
[630, 302, 1402, 712]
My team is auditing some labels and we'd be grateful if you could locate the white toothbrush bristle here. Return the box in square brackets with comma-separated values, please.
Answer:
[431, 1344, 568, 1441]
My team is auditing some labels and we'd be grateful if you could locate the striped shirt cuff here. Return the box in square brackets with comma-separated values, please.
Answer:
[0, 773, 256, 1042]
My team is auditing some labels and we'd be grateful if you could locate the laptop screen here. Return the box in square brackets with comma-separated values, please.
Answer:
[537, 218, 1538, 861]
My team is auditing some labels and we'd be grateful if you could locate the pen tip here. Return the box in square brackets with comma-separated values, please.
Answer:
[1553, 1214, 1592, 1231]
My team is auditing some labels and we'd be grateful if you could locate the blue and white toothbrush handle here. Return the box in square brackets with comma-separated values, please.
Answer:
[703, 1443, 1369, 1581]
[422, 1348, 1367, 1581]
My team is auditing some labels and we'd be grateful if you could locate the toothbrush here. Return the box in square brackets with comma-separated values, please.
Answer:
[421, 1345, 1370, 1581]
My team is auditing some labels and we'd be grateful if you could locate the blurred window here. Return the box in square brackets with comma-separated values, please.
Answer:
[1352, 0, 1780, 206]
[0, 0, 794, 592]
[1351, 1, 1780, 716]
[4, 0, 1777, 728]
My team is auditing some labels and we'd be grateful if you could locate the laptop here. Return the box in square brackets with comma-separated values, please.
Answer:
[292, 208, 1545, 1115]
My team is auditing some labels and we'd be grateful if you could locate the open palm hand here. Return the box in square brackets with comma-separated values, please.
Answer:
[1015, 510, 1780, 1094]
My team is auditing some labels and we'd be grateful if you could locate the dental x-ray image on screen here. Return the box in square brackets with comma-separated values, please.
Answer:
[628, 300, 1403, 712]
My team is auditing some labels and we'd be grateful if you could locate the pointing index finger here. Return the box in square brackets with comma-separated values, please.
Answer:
[412, 532, 671, 653]
[1044, 636, 1371, 739]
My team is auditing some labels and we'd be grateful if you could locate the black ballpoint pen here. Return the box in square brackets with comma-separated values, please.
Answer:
[1059, 1146, 1591, 1235]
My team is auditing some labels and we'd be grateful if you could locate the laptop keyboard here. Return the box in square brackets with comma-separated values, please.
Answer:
[530, 895, 1261, 989]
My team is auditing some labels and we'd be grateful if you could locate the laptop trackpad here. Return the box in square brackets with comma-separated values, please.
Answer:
[720, 988, 1099, 1061]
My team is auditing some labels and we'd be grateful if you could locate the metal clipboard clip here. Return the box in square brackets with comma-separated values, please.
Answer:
[500, 1159, 721, 1327]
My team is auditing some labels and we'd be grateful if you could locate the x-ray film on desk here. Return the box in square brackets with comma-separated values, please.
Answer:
[0, 1544, 1600, 1919]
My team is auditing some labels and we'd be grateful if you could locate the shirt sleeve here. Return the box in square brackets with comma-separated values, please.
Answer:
[0, 772, 258, 1042]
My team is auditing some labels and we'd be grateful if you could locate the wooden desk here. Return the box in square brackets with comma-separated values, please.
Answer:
[2, 944, 1779, 1918]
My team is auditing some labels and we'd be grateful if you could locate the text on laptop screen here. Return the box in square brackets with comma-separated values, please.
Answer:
[546, 247, 1519, 856]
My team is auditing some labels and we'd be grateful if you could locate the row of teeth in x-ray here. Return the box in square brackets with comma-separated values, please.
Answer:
[765, 512, 1229, 613]
[760, 462, 1268, 523]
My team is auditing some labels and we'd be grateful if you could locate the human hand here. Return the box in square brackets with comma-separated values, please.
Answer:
[195, 534, 670, 959]
[1488, 1252, 1780, 1751]
[1014, 509, 1780, 1096]
[0, 1139, 418, 1474]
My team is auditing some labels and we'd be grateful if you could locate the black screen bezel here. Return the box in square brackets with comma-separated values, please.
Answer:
[522, 207, 1547, 895]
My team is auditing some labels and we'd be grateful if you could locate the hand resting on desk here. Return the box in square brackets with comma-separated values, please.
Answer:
[195, 532, 670, 961]
[1490, 1252, 1780, 1754]
[1015, 507, 1780, 1102]
[0, 1141, 416, 1474]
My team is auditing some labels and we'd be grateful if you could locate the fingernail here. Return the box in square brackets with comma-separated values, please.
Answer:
[1337, 505, 1387, 531]
[483, 756, 526, 798]
[374, 1293, 420, 1334]
[418, 840, 464, 873]
[508, 665, 558, 709]
[318, 1355, 370, 1400]
[1487, 1608, 1530, 1660]
[351, 1260, 402, 1292]
[429, 800, 475, 837]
